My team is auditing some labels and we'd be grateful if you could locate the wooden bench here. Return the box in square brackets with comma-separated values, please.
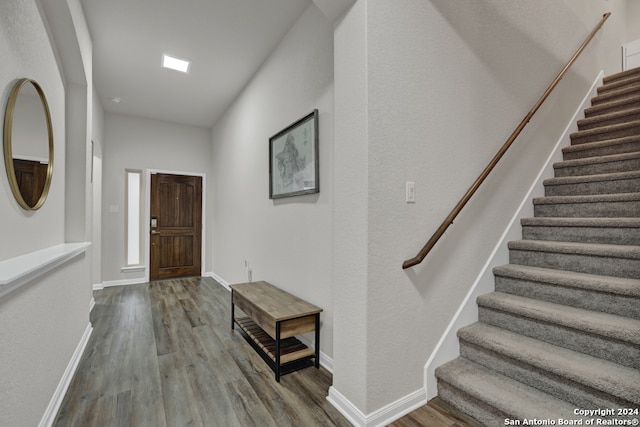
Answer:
[230, 281, 322, 381]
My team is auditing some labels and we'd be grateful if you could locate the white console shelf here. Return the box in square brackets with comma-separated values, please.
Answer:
[0, 242, 91, 299]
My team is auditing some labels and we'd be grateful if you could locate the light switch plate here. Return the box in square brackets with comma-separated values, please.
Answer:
[406, 182, 415, 203]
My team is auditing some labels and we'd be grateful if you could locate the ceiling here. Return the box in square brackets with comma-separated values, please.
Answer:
[81, 0, 313, 129]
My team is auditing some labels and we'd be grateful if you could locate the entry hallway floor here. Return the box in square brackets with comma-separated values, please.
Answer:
[54, 277, 351, 427]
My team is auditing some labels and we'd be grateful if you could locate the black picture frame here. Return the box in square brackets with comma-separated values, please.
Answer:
[269, 109, 319, 199]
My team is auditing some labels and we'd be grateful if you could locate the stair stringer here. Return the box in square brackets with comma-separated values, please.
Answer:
[423, 71, 604, 400]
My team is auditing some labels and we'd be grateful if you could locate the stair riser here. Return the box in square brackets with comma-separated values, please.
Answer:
[585, 97, 640, 119]
[562, 140, 640, 160]
[459, 341, 636, 409]
[578, 111, 640, 130]
[534, 199, 640, 218]
[521, 224, 640, 246]
[570, 124, 640, 145]
[494, 275, 640, 319]
[478, 306, 640, 369]
[554, 157, 640, 177]
[544, 177, 640, 196]
[509, 248, 640, 279]
[437, 380, 507, 427]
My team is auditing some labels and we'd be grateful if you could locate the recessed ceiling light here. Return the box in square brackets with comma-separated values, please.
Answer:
[162, 54, 190, 73]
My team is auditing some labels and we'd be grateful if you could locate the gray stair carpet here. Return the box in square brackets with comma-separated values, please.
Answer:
[435, 67, 640, 426]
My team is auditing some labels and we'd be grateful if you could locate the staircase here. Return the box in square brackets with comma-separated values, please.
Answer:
[435, 67, 640, 426]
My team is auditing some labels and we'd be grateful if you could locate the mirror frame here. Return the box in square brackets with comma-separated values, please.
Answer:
[3, 78, 54, 210]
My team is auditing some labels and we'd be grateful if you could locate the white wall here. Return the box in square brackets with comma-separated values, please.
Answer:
[211, 4, 335, 357]
[102, 113, 212, 284]
[0, 1, 66, 259]
[0, 0, 92, 425]
[331, 0, 628, 419]
[92, 88, 104, 287]
[628, 0, 640, 42]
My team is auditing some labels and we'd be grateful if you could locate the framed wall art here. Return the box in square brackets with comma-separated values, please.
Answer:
[269, 109, 319, 199]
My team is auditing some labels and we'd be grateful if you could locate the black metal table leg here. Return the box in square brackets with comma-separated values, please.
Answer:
[275, 321, 281, 382]
[314, 313, 320, 368]
[231, 291, 235, 330]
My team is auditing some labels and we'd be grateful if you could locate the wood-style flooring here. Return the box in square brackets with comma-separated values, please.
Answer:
[54, 277, 350, 427]
[54, 276, 480, 427]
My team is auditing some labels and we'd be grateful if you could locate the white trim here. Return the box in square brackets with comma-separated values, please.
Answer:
[89, 297, 95, 312]
[365, 388, 427, 427]
[205, 271, 230, 291]
[100, 277, 147, 288]
[422, 70, 605, 399]
[92, 283, 104, 291]
[120, 265, 145, 273]
[145, 169, 207, 283]
[38, 323, 93, 427]
[0, 243, 91, 299]
[327, 386, 426, 427]
[327, 386, 368, 427]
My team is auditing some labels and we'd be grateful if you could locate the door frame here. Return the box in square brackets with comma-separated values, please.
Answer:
[144, 168, 206, 282]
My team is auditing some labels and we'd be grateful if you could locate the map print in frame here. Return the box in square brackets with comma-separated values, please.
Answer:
[269, 109, 319, 199]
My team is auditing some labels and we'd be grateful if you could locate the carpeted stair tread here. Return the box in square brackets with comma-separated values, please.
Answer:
[493, 264, 640, 319]
[543, 170, 640, 196]
[493, 263, 640, 298]
[545, 169, 640, 185]
[521, 216, 640, 246]
[508, 238, 640, 257]
[533, 192, 640, 218]
[570, 119, 640, 145]
[562, 134, 640, 160]
[521, 216, 640, 229]
[509, 238, 640, 278]
[590, 83, 640, 106]
[534, 192, 640, 204]
[602, 67, 640, 84]
[554, 150, 640, 176]
[577, 105, 640, 130]
[477, 292, 640, 345]
[436, 358, 580, 425]
[457, 323, 640, 406]
[598, 73, 640, 94]
[584, 93, 640, 118]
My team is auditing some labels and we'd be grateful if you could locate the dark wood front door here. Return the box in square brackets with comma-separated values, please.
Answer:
[150, 173, 202, 280]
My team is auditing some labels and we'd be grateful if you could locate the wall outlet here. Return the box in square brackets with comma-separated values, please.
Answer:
[245, 260, 252, 282]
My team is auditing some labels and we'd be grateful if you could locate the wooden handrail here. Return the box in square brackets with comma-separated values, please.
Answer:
[403, 12, 611, 270]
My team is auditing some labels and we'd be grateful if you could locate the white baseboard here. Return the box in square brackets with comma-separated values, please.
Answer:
[99, 277, 147, 289]
[89, 296, 95, 312]
[39, 323, 93, 427]
[205, 271, 230, 291]
[422, 70, 605, 399]
[327, 386, 368, 426]
[327, 386, 426, 427]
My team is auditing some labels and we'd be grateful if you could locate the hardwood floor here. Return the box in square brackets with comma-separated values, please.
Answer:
[54, 277, 351, 427]
[54, 276, 483, 426]
[389, 398, 483, 427]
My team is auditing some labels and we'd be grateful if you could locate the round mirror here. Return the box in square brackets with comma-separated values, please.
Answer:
[3, 78, 54, 210]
